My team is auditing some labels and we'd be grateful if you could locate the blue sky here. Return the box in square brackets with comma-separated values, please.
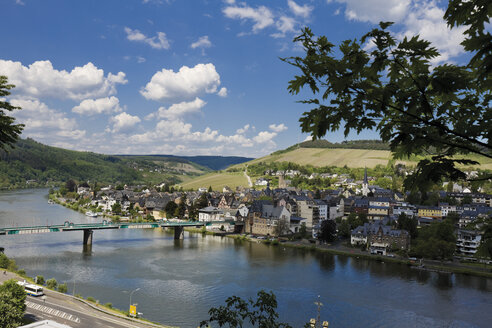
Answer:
[1, 0, 467, 157]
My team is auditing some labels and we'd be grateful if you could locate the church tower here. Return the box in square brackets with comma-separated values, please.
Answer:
[362, 167, 369, 197]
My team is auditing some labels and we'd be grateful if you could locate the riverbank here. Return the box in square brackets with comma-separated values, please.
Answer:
[222, 233, 492, 279]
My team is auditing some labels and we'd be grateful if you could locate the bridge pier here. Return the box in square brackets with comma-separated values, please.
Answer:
[83, 229, 93, 245]
[174, 226, 184, 240]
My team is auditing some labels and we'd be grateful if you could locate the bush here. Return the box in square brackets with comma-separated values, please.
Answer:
[36, 275, 45, 285]
[104, 302, 113, 309]
[87, 296, 96, 302]
[271, 239, 279, 246]
[58, 283, 68, 293]
[16, 269, 26, 277]
[46, 278, 58, 290]
[0, 253, 10, 269]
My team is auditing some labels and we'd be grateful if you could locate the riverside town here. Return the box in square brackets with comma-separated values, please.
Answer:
[0, 0, 491, 327]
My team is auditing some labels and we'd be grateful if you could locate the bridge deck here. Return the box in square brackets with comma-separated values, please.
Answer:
[0, 221, 204, 235]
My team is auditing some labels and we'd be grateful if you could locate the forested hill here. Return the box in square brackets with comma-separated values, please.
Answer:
[0, 139, 205, 189]
[0, 139, 253, 189]
[274, 139, 390, 154]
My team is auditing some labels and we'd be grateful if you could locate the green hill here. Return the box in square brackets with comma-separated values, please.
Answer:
[0, 139, 210, 189]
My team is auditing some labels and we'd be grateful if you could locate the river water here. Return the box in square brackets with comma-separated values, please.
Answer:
[1, 189, 491, 327]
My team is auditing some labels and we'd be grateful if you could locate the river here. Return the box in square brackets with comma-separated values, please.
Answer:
[1, 189, 491, 327]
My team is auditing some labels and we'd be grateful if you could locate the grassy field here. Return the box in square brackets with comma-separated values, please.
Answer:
[232, 148, 492, 170]
[177, 172, 249, 191]
[232, 148, 408, 168]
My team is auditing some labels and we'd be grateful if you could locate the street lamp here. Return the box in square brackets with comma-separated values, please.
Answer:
[129, 287, 140, 314]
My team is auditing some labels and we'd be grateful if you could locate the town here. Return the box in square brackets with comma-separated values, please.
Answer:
[53, 166, 492, 263]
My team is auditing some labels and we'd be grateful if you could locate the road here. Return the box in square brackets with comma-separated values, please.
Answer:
[1, 271, 172, 328]
[244, 168, 252, 187]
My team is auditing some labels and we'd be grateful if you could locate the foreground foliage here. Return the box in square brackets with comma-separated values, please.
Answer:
[0, 279, 26, 328]
[283, 2, 491, 192]
[200, 290, 292, 328]
[0, 76, 24, 151]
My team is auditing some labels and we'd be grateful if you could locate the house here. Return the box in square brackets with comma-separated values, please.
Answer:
[417, 206, 442, 219]
[246, 201, 290, 236]
[198, 206, 223, 222]
[289, 216, 306, 234]
[205, 220, 236, 232]
[350, 220, 410, 255]
[367, 206, 389, 220]
[255, 178, 269, 186]
[296, 200, 320, 231]
[456, 230, 482, 255]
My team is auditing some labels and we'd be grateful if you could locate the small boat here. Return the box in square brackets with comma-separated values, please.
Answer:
[85, 211, 98, 217]
[48, 199, 54, 204]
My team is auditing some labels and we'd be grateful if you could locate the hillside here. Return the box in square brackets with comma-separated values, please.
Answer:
[177, 172, 249, 191]
[119, 154, 254, 171]
[0, 139, 210, 189]
[233, 144, 492, 170]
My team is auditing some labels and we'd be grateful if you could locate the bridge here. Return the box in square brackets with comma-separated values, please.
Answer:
[0, 220, 204, 245]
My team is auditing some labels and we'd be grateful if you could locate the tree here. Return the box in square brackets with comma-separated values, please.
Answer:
[35, 275, 45, 285]
[410, 220, 456, 260]
[46, 278, 58, 290]
[318, 219, 337, 243]
[58, 283, 68, 293]
[208, 185, 213, 192]
[65, 179, 77, 193]
[200, 290, 292, 328]
[111, 202, 122, 215]
[397, 213, 418, 239]
[0, 279, 26, 328]
[338, 220, 351, 239]
[0, 76, 24, 151]
[273, 218, 290, 237]
[175, 194, 187, 218]
[298, 222, 308, 238]
[165, 201, 178, 217]
[283, 4, 491, 193]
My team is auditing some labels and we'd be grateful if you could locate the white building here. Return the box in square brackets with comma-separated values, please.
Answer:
[198, 206, 223, 222]
[456, 230, 482, 255]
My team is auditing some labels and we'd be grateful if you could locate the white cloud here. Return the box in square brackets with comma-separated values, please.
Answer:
[330, 0, 411, 24]
[110, 112, 141, 133]
[10, 98, 86, 142]
[156, 97, 206, 120]
[140, 63, 222, 102]
[288, 0, 313, 19]
[399, 1, 465, 63]
[272, 16, 297, 38]
[137, 56, 146, 63]
[72, 96, 122, 116]
[223, 4, 275, 32]
[236, 124, 250, 134]
[191, 36, 212, 49]
[304, 135, 313, 141]
[124, 27, 170, 50]
[0, 60, 127, 101]
[269, 123, 288, 132]
[253, 131, 277, 143]
[217, 87, 228, 97]
[331, 0, 466, 64]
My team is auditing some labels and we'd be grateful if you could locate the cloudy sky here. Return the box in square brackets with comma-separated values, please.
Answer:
[1, 0, 467, 157]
